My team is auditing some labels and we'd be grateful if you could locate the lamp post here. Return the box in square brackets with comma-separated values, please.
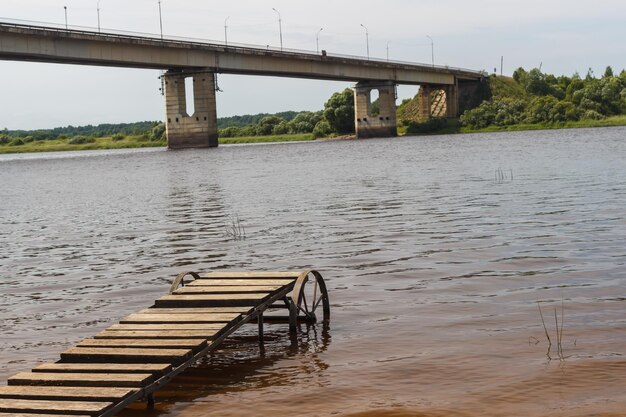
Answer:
[224, 16, 230, 46]
[386, 41, 390, 62]
[360, 23, 369, 60]
[316, 27, 323, 54]
[158, 0, 164, 40]
[64, 6, 68, 30]
[97, 0, 101, 32]
[272, 8, 283, 51]
[426, 35, 434, 66]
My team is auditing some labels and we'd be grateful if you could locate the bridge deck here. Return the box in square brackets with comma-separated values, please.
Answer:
[0, 270, 330, 416]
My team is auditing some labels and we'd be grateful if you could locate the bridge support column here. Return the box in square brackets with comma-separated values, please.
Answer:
[417, 85, 434, 120]
[163, 70, 218, 149]
[445, 83, 459, 118]
[354, 81, 397, 139]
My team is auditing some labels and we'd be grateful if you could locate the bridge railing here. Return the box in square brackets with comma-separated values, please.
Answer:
[0, 17, 487, 77]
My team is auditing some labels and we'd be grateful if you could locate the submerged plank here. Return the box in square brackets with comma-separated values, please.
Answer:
[0, 386, 135, 402]
[77, 338, 207, 349]
[121, 313, 241, 323]
[95, 330, 220, 340]
[33, 363, 171, 376]
[0, 398, 112, 415]
[8, 372, 153, 388]
[173, 286, 280, 294]
[60, 347, 192, 364]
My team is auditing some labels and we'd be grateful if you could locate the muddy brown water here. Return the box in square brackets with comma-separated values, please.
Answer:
[1, 127, 625, 416]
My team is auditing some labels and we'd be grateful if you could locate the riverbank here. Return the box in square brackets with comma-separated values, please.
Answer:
[1, 117, 625, 155]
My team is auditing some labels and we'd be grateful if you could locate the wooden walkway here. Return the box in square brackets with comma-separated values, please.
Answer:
[0, 270, 330, 416]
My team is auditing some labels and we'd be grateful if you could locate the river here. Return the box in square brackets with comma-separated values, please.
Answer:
[1, 127, 625, 416]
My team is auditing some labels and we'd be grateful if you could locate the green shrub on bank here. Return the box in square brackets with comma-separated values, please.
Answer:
[68, 135, 95, 144]
[406, 117, 448, 134]
[460, 67, 626, 129]
[112, 133, 125, 141]
[9, 138, 24, 146]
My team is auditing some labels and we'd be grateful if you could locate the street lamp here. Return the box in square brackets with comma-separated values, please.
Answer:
[386, 41, 390, 62]
[272, 8, 283, 51]
[426, 35, 434, 66]
[224, 16, 230, 46]
[360, 23, 369, 60]
[316, 27, 323, 54]
[97, 0, 101, 32]
[64, 6, 68, 30]
[158, 0, 164, 40]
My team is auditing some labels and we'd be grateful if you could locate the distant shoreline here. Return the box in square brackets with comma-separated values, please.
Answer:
[1, 118, 625, 155]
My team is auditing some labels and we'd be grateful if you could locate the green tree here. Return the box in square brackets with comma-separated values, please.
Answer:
[256, 116, 285, 136]
[322, 88, 355, 134]
[272, 121, 291, 135]
[603, 66, 614, 78]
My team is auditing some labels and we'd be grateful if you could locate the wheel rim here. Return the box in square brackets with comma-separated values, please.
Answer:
[291, 270, 330, 324]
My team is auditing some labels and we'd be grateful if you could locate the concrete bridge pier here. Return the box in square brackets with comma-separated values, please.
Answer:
[163, 70, 218, 149]
[354, 81, 398, 139]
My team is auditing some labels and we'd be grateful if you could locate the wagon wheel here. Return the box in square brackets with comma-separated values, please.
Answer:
[169, 271, 201, 294]
[290, 270, 330, 325]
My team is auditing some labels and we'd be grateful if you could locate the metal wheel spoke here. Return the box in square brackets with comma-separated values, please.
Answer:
[302, 291, 310, 314]
[312, 279, 318, 309]
[313, 295, 324, 311]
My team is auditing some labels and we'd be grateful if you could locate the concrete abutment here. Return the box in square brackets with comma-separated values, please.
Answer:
[164, 70, 218, 149]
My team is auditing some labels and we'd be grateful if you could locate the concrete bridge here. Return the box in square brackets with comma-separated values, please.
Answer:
[0, 21, 486, 148]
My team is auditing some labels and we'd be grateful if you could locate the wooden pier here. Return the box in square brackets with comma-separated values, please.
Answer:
[0, 270, 330, 416]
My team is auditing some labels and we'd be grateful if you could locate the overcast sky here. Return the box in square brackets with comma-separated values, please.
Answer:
[1, 0, 625, 130]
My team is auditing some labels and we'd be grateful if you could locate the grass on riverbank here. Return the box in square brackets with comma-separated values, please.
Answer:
[399, 114, 626, 136]
[0, 132, 315, 154]
[219, 133, 314, 144]
[0, 135, 166, 154]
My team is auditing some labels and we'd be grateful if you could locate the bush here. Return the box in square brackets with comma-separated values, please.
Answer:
[68, 135, 95, 144]
[112, 133, 125, 142]
[581, 110, 605, 120]
[0, 134, 11, 145]
[272, 121, 291, 135]
[312, 120, 332, 138]
[406, 117, 448, 134]
[219, 127, 241, 138]
[323, 88, 355, 134]
[149, 123, 166, 141]
[9, 138, 24, 146]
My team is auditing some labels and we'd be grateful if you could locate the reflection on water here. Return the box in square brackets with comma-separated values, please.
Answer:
[1, 127, 626, 416]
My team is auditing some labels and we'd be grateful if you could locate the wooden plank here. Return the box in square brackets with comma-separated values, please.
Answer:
[121, 312, 241, 323]
[94, 330, 220, 340]
[33, 363, 171, 376]
[187, 279, 296, 287]
[60, 347, 192, 364]
[0, 386, 135, 402]
[155, 293, 268, 307]
[0, 414, 91, 417]
[0, 399, 112, 415]
[174, 286, 280, 294]
[8, 372, 153, 388]
[108, 323, 224, 331]
[137, 307, 252, 314]
[77, 338, 207, 349]
[200, 271, 302, 279]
